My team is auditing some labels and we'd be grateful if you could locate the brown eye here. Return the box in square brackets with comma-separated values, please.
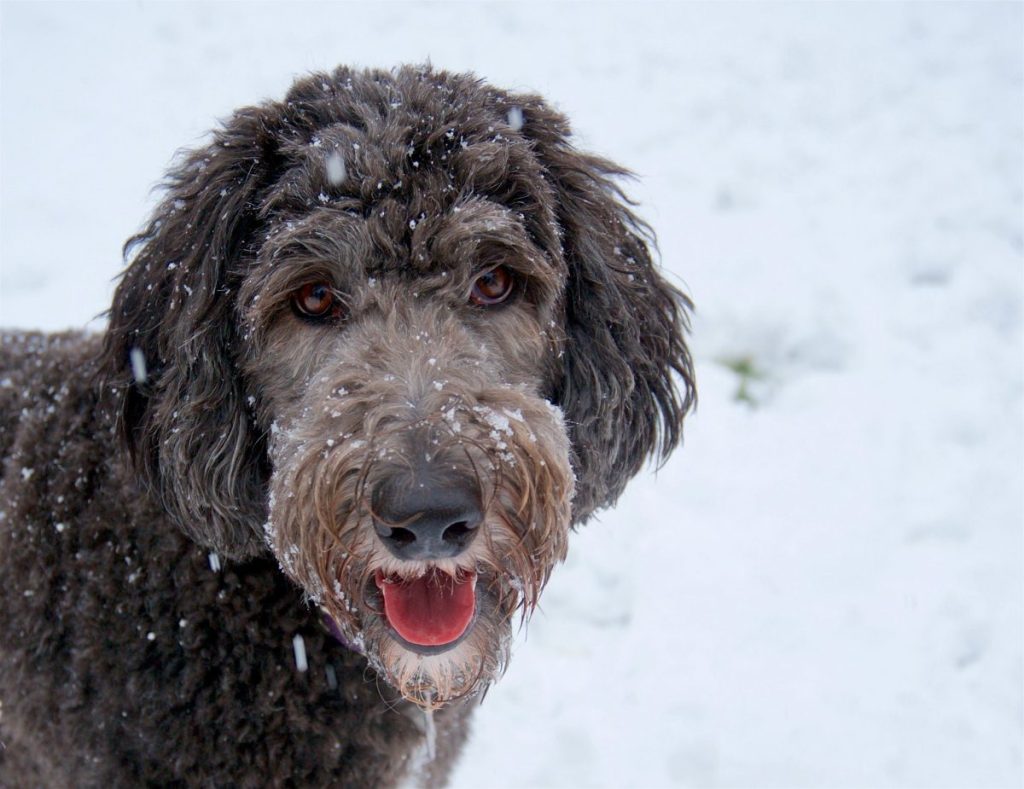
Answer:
[293, 282, 340, 320]
[470, 266, 515, 306]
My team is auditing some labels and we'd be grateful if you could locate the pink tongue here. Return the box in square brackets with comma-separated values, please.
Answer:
[378, 571, 476, 647]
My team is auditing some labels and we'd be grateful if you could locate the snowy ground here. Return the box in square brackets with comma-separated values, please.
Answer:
[2, 2, 1021, 787]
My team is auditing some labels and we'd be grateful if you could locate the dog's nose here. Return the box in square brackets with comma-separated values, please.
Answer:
[372, 477, 482, 561]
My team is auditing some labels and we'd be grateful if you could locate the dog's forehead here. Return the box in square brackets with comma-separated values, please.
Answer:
[283, 77, 525, 180]
[270, 109, 529, 210]
[256, 136, 563, 282]
[257, 88, 563, 269]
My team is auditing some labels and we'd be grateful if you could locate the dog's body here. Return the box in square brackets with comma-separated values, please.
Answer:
[0, 66, 693, 786]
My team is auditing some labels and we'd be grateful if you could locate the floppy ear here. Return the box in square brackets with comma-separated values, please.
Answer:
[99, 107, 282, 559]
[524, 107, 696, 523]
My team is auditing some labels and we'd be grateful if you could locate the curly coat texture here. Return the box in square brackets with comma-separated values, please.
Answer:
[0, 65, 694, 786]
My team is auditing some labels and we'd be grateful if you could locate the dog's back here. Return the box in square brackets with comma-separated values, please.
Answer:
[0, 331, 465, 787]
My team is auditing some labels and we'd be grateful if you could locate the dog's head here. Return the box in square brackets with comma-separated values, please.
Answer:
[100, 65, 694, 704]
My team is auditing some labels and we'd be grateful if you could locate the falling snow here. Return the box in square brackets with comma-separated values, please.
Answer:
[292, 634, 308, 672]
[325, 151, 346, 186]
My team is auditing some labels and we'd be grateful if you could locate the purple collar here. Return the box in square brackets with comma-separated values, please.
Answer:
[322, 611, 364, 655]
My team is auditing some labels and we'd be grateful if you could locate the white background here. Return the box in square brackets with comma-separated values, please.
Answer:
[1, 2, 1021, 787]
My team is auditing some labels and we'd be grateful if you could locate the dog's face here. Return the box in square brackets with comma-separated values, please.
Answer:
[101, 66, 694, 705]
[241, 176, 574, 701]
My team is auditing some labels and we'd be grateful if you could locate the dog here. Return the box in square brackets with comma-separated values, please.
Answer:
[0, 65, 694, 787]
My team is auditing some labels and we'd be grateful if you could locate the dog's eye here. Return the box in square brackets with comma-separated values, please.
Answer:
[469, 267, 515, 307]
[293, 282, 341, 320]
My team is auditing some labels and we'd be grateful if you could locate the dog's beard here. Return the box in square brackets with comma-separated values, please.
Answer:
[263, 391, 574, 707]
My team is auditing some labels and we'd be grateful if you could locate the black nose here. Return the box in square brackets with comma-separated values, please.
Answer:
[372, 475, 482, 561]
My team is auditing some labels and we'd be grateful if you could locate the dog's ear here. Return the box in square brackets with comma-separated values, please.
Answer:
[99, 107, 281, 559]
[523, 106, 696, 523]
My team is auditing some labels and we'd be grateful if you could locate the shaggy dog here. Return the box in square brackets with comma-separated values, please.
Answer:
[0, 65, 694, 786]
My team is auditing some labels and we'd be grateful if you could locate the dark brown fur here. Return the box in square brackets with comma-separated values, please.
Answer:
[0, 65, 694, 786]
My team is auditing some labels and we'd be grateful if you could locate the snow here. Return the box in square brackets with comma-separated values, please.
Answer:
[473, 405, 513, 435]
[1, 3, 1021, 788]
[507, 106, 525, 132]
[129, 347, 147, 384]
[325, 150, 347, 187]
[293, 634, 309, 673]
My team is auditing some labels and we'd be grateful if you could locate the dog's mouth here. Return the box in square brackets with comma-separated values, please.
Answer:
[372, 568, 478, 654]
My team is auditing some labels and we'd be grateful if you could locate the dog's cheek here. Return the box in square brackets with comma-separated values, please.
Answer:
[474, 309, 559, 391]
[241, 324, 340, 423]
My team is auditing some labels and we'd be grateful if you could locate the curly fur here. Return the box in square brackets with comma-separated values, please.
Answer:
[0, 65, 694, 786]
